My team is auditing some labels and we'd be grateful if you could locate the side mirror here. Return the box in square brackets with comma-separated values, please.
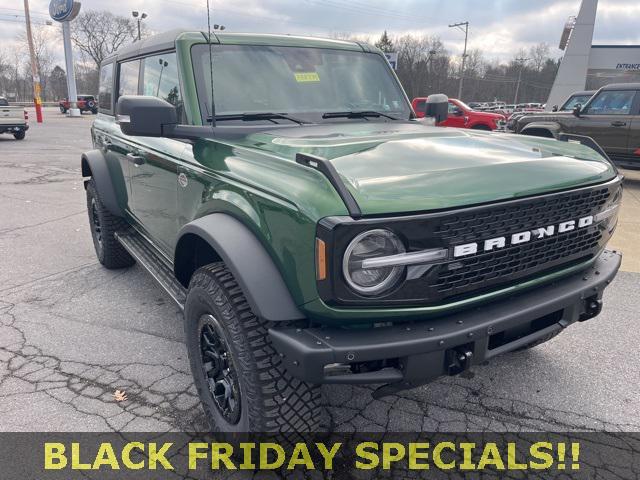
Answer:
[573, 104, 582, 117]
[116, 95, 177, 137]
[424, 93, 449, 124]
[552, 105, 558, 112]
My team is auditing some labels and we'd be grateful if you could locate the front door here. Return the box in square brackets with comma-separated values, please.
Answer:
[130, 139, 184, 254]
[128, 52, 186, 255]
[441, 101, 466, 128]
[574, 89, 637, 158]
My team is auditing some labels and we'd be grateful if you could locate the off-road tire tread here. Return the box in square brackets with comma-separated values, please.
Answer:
[86, 179, 135, 269]
[188, 263, 324, 432]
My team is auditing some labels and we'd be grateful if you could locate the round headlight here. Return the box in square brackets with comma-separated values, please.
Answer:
[342, 229, 405, 296]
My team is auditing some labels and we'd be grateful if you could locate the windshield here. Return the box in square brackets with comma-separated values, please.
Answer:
[561, 94, 592, 111]
[192, 44, 411, 123]
[455, 100, 473, 111]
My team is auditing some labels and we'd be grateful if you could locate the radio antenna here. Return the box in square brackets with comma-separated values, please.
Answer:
[206, 0, 217, 128]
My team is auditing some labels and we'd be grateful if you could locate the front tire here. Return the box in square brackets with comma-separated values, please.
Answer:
[86, 179, 135, 269]
[60, 106, 67, 114]
[185, 263, 324, 432]
[13, 131, 25, 140]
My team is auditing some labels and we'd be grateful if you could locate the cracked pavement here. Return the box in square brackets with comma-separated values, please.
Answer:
[1, 108, 639, 433]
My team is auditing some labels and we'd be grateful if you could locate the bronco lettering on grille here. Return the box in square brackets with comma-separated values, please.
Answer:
[453, 215, 595, 258]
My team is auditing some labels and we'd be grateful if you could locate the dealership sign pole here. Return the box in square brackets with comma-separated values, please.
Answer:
[49, 0, 82, 117]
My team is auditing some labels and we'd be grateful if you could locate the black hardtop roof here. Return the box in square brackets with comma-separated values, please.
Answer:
[570, 90, 596, 95]
[600, 83, 640, 91]
[100, 29, 371, 66]
[102, 29, 197, 64]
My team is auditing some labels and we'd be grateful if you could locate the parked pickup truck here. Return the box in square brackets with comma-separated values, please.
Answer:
[412, 97, 506, 130]
[83, 30, 622, 433]
[0, 98, 28, 140]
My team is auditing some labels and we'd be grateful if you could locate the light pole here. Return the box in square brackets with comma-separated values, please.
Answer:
[23, 0, 43, 123]
[157, 58, 168, 96]
[132, 11, 147, 41]
[448, 21, 469, 100]
[427, 49, 437, 92]
[513, 57, 531, 104]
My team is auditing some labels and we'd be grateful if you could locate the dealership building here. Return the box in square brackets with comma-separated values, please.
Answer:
[546, 0, 640, 109]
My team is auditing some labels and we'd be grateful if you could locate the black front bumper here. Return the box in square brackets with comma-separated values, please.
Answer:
[270, 250, 621, 395]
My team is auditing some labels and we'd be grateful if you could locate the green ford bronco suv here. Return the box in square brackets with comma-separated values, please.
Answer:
[82, 30, 623, 432]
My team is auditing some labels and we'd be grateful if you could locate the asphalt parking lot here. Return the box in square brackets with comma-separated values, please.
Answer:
[1, 108, 639, 433]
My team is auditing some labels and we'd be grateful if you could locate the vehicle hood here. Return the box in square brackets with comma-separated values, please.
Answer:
[518, 111, 574, 124]
[236, 122, 617, 216]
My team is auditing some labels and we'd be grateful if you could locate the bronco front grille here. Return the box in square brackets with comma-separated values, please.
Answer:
[320, 177, 622, 307]
[433, 187, 610, 244]
[434, 227, 602, 297]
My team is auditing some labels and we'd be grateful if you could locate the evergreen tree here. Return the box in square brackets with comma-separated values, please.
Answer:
[375, 30, 394, 53]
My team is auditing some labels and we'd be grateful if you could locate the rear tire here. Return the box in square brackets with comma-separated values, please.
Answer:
[86, 179, 135, 269]
[13, 131, 25, 140]
[60, 106, 67, 114]
[471, 124, 492, 131]
[185, 263, 325, 433]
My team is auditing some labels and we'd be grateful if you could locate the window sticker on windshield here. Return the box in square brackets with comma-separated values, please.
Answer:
[294, 72, 320, 83]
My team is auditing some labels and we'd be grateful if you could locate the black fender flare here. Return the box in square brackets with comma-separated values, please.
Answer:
[81, 149, 125, 217]
[175, 214, 305, 322]
[519, 122, 561, 138]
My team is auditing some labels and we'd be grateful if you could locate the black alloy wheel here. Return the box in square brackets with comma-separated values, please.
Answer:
[199, 314, 242, 425]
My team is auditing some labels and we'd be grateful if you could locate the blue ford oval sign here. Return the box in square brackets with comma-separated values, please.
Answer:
[49, 0, 77, 22]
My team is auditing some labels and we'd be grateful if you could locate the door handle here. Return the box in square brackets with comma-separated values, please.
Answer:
[126, 152, 145, 166]
[611, 121, 627, 127]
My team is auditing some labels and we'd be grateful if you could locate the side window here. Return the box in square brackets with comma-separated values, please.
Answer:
[118, 60, 141, 97]
[448, 102, 458, 114]
[142, 52, 184, 120]
[98, 63, 114, 114]
[585, 90, 636, 115]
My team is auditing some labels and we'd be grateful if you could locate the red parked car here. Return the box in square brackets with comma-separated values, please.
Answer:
[412, 97, 506, 130]
[59, 95, 98, 114]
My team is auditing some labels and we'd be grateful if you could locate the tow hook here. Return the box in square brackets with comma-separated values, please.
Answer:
[579, 295, 602, 321]
[446, 345, 473, 376]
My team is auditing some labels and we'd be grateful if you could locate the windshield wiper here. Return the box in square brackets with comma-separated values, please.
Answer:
[208, 112, 308, 125]
[322, 110, 401, 121]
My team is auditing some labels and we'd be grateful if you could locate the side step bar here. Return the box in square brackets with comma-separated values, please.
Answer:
[115, 231, 186, 309]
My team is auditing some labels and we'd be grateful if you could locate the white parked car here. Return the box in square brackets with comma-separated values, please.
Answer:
[0, 98, 28, 140]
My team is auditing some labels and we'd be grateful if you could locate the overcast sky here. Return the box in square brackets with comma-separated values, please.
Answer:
[1, 0, 639, 64]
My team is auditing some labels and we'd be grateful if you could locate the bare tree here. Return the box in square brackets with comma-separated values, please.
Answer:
[71, 10, 139, 69]
[16, 25, 58, 101]
[529, 42, 551, 72]
[0, 48, 9, 96]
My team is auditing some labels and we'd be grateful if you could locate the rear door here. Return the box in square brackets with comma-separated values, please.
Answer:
[92, 61, 134, 216]
[574, 89, 636, 158]
[626, 90, 640, 165]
